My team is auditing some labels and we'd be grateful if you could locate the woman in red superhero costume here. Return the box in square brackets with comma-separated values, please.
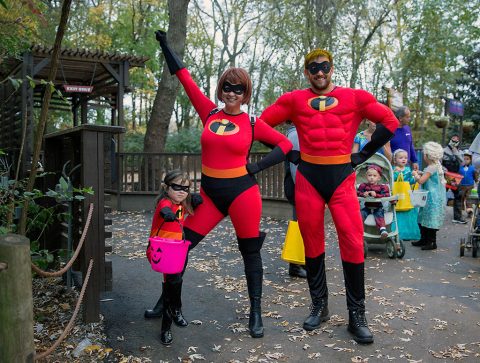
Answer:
[155, 30, 292, 338]
[260, 49, 399, 344]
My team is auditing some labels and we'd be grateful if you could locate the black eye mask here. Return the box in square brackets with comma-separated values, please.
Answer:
[222, 81, 245, 95]
[307, 61, 332, 75]
[168, 183, 190, 192]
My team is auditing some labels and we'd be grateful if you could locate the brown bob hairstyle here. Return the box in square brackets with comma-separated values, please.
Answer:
[216, 67, 252, 105]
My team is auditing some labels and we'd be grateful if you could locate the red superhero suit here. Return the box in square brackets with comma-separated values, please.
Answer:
[175, 68, 292, 239]
[261, 85, 398, 343]
[155, 29, 292, 339]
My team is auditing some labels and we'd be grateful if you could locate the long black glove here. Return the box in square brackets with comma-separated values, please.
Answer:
[351, 124, 394, 167]
[155, 30, 185, 75]
[246, 146, 286, 174]
[287, 150, 300, 165]
[160, 207, 176, 222]
[190, 193, 203, 209]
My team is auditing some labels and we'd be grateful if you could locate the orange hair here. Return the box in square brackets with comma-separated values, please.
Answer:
[304, 49, 333, 69]
[216, 68, 252, 105]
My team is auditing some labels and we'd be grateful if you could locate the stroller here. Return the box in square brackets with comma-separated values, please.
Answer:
[355, 153, 405, 259]
[459, 190, 479, 258]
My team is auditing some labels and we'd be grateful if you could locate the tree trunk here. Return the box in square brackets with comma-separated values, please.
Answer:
[19, 0, 73, 234]
[143, 0, 190, 153]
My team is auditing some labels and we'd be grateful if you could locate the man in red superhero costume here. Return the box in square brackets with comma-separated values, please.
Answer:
[260, 49, 399, 344]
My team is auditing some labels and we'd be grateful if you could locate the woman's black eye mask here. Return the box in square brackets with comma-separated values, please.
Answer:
[222, 81, 245, 95]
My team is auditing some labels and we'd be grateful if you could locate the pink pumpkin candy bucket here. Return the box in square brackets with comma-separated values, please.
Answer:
[147, 236, 191, 274]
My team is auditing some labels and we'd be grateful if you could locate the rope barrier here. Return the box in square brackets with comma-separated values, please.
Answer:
[34, 258, 94, 361]
[31, 203, 94, 277]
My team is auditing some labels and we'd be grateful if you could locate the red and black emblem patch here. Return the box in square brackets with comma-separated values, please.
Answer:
[308, 96, 338, 111]
[208, 119, 240, 135]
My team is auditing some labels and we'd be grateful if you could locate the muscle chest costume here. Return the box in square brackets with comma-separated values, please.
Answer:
[261, 87, 398, 262]
[260, 87, 398, 321]
[175, 68, 292, 241]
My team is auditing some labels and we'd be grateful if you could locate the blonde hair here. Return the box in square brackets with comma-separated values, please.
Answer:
[304, 49, 333, 69]
[392, 148, 408, 166]
[423, 141, 446, 186]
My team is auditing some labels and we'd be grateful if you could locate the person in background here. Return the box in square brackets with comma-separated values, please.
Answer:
[390, 106, 419, 170]
[458, 150, 478, 218]
[284, 122, 307, 278]
[353, 120, 392, 162]
[392, 149, 421, 242]
[442, 135, 465, 223]
[412, 142, 446, 250]
[145, 170, 202, 345]
[357, 164, 390, 238]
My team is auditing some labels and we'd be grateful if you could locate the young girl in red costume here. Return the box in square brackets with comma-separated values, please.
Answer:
[146, 170, 202, 345]
[155, 30, 292, 338]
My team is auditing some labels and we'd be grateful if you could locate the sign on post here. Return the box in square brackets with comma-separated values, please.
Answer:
[446, 99, 464, 116]
[63, 85, 94, 93]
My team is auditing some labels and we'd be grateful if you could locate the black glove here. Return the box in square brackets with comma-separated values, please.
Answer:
[287, 150, 300, 165]
[246, 146, 287, 175]
[155, 29, 185, 75]
[190, 193, 203, 209]
[160, 207, 176, 222]
[351, 124, 394, 168]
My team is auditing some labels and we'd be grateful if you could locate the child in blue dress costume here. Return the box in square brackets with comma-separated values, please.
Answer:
[412, 142, 446, 250]
[392, 149, 420, 241]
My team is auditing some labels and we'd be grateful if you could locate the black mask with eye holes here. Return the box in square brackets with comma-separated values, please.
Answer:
[222, 81, 245, 95]
[307, 61, 332, 75]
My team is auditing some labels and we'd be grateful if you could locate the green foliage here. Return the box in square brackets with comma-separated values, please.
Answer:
[124, 130, 147, 152]
[165, 128, 202, 153]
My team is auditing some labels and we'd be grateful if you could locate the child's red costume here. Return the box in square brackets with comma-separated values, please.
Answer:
[147, 199, 184, 263]
[260, 85, 399, 342]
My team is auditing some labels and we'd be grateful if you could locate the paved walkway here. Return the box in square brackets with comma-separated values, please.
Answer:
[101, 207, 479, 362]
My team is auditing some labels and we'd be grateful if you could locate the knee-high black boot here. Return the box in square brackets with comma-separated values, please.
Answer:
[343, 261, 373, 344]
[144, 283, 164, 319]
[165, 274, 188, 327]
[160, 286, 173, 345]
[412, 224, 427, 246]
[303, 254, 329, 331]
[239, 232, 266, 338]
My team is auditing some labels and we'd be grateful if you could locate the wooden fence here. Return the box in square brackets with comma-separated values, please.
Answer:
[114, 152, 287, 200]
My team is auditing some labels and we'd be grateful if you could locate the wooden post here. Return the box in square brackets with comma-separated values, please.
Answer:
[0, 234, 34, 363]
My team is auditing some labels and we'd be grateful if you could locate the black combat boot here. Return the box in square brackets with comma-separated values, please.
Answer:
[303, 254, 329, 331]
[343, 260, 373, 344]
[239, 233, 266, 338]
[144, 284, 164, 319]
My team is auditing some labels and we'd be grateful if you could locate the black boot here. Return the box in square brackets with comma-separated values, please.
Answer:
[165, 275, 188, 327]
[289, 263, 307, 278]
[239, 233, 266, 338]
[348, 309, 373, 344]
[411, 224, 427, 246]
[421, 227, 437, 250]
[303, 254, 329, 331]
[160, 309, 173, 345]
[343, 261, 373, 344]
[144, 284, 164, 319]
